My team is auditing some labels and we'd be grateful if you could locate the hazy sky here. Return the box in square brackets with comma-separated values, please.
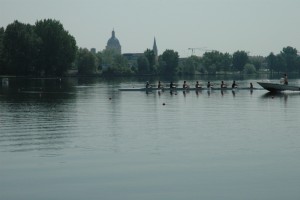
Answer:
[1, 0, 299, 57]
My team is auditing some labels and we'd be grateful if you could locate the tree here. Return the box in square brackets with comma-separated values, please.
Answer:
[76, 48, 96, 75]
[280, 46, 298, 72]
[101, 49, 115, 69]
[0, 27, 4, 74]
[113, 54, 128, 69]
[158, 49, 179, 75]
[201, 51, 232, 74]
[249, 56, 264, 71]
[266, 52, 276, 73]
[95, 52, 102, 71]
[220, 53, 232, 72]
[275, 54, 286, 73]
[144, 49, 156, 73]
[35, 19, 77, 76]
[232, 50, 248, 72]
[243, 63, 256, 74]
[137, 55, 150, 74]
[2, 21, 40, 75]
[101, 50, 132, 76]
[179, 55, 201, 75]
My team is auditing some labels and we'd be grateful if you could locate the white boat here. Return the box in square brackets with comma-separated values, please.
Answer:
[257, 82, 300, 92]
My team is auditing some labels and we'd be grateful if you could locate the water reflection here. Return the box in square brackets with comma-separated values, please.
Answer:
[260, 91, 300, 99]
[0, 78, 78, 154]
[260, 91, 300, 106]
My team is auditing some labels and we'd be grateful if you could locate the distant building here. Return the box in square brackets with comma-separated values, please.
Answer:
[123, 53, 143, 68]
[90, 48, 96, 54]
[106, 29, 121, 54]
[103, 30, 158, 69]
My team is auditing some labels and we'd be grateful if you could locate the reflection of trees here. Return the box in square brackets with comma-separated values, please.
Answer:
[0, 78, 77, 153]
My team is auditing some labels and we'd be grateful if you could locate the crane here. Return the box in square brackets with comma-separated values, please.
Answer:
[188, 47, 213, 56]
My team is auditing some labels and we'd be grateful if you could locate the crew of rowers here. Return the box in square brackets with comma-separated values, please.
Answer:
[147, 80, 254, 89]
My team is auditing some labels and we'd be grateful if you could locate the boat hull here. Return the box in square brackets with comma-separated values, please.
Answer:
[119, 87, 258, 91]
[257, 82, 300, 92]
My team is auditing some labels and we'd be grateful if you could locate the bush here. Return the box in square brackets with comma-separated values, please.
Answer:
[243, 63, 256, 74]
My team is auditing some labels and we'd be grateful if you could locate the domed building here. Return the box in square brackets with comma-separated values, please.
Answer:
[106, 29, 121, 54]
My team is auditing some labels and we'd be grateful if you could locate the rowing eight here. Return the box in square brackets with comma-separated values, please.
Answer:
[119, 87, 259, 91]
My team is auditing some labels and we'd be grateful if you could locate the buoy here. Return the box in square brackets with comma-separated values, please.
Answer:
[109, 97, 112, 100]
[162, 103, 166, 106]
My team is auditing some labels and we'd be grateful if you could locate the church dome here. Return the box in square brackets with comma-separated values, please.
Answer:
[106, 29, 121, 54]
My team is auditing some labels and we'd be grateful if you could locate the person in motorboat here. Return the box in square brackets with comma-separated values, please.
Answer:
[249, 82, 254, 89]
[232, 80, 238, 88]
[183, 81, 190, 89]
[195, 81, 202, 89]
[221, 81, 227, 88]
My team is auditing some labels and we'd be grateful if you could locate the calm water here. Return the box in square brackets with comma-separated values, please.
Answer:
[1, 76, 300, 200]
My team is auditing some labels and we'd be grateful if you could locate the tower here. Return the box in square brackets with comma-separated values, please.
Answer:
[153, 37, 158, 62]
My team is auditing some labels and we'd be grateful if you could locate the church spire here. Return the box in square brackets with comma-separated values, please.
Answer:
[153, 37, 158, 59]
[112, 29, 115, 38]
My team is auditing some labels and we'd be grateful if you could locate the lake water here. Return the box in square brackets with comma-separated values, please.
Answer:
[1, 76, 300, 200]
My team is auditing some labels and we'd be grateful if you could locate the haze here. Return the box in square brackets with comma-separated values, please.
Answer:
[1, 0, 299, 57]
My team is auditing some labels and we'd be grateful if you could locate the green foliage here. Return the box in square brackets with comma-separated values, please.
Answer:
[243, 63, 256, 74]
[2, 21, 40, 75]
[35, 19, 77, 76]
[0, 19, 77, 76]
[95, 52, 102, 71]
[249, 56, 265, 71]
[137, 55, 150, 74]
[102, 66, 134, 76]
[0, 27, 4, 74]
[202, 51, 232, 73]
[100, 49, 132, 76]
[101, 49, 115, 68]
[179, 56, 200, 75]
[76, 48, 96, 75]
[280, 46, 298, 72]
[266, 46, 300, 73]
[266, 52, 276, 73]
[144, 49, 156, 73]
[113, 54, 129, 69]
[158, 49, 179, 75]
[232, 51, 248, 72]
[207, 64, 217, 74]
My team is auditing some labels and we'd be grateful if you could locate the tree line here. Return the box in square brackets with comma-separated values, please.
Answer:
[1, 19, 300, 77]
[0, 19, 76, 76]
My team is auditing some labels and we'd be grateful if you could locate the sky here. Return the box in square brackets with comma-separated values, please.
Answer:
[1, 0, 299, 57]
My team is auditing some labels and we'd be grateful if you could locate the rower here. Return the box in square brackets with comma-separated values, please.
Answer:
[232, 80, 238, 88]
[207, 81, 212, 88]
[158, 81, 163, 89]
[283, 73, 288, 85]
[170, 81, 176, 89]
[146, 81, 151, 89]
[183, 80, 189, 89]
[195, 81, 202, 89]
[221, 81, 227, 88]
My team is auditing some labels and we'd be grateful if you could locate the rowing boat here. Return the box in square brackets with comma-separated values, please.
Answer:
[118, 87, 199, 91]
[119, 87, 161, 91]
[257, 82, 300, 92]
[119, 87, 259, 91]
